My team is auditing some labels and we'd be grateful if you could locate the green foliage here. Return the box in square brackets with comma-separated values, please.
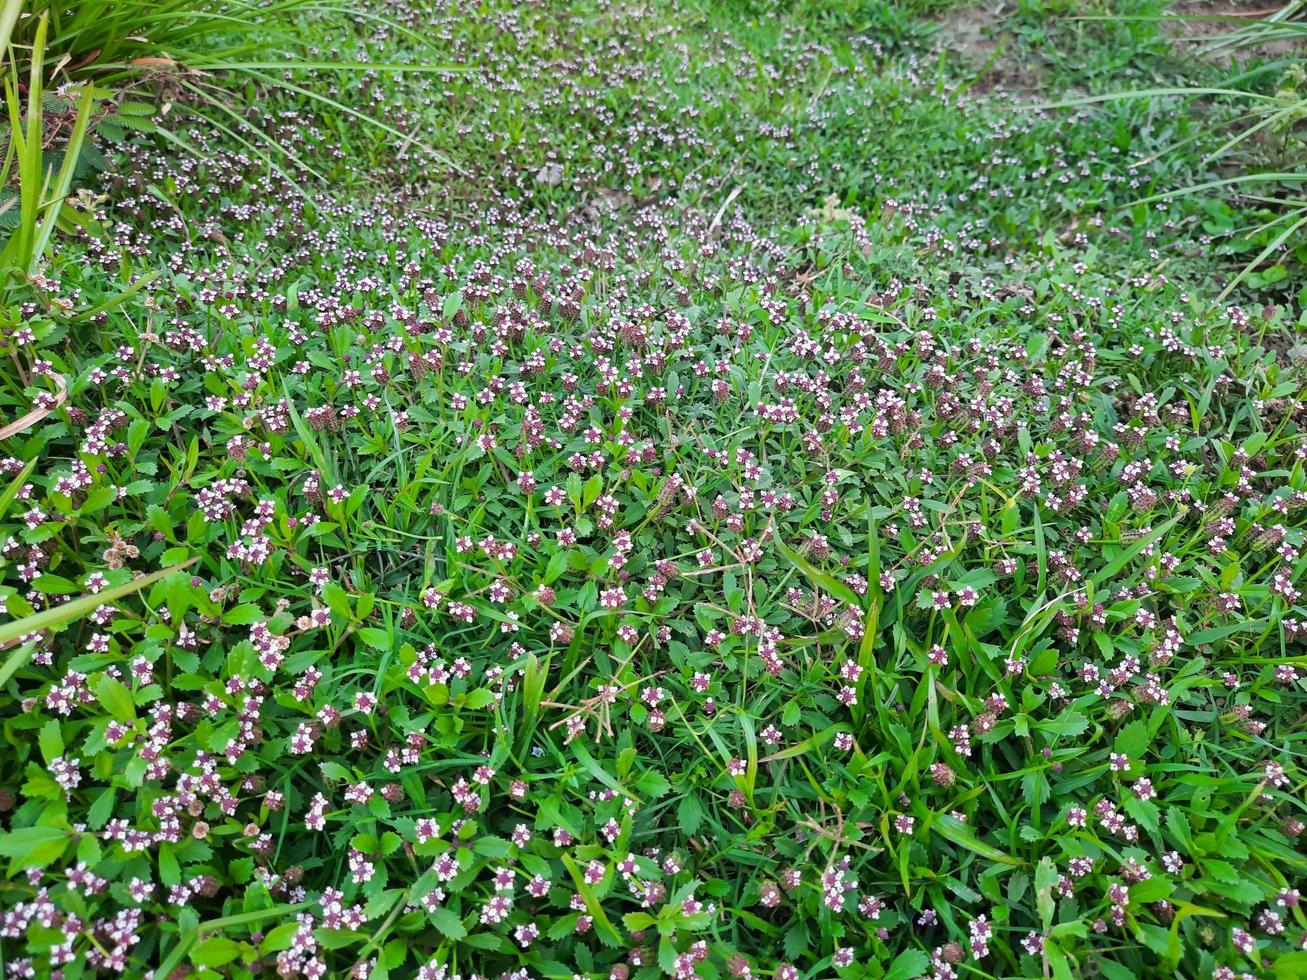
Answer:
[0, 1, 1304, 978]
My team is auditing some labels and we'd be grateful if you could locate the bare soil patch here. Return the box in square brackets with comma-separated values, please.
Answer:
[934, 3, 1047, 96]
[1167, 1, 1305, 65]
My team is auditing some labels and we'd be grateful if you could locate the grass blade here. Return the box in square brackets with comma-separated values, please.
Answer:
[0, 559, 197, 647]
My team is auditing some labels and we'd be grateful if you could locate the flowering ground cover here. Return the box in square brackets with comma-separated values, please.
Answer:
[0, 1, 1305, 977]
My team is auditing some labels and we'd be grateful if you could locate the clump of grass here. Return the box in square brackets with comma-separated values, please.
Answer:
[1191, 4, 1307, 296]
[0, 10, 96, 282]
[1075, 3, 1307, 296]
[2, 0, 462, 202]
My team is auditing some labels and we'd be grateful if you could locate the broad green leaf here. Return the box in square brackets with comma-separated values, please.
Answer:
[95, 675, 136, 723]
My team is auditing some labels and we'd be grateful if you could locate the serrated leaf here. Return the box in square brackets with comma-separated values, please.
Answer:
[96, 675, 136, 722]
[88, 788, 116, 829]
[427, 906, 466, 940]
[1114, 719, 1148, 759]
[1129, 876, 1173, 905]
[1096, 958, 1140, 980]
[0, 826, 68, 869]
[1166, 805, 1193, 851]
[678, 794, 704, 836]
[582, 473, 602, 508]
[357, 626, 390, 650]
[1123, 795, 1160, 834]
[634, 770, 670, 798]
[464, 688, 496, 710]
[323, 582, 352, 622]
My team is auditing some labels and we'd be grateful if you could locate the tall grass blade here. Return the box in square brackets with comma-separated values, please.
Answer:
[0, 558, 198, 648]
[29, 82, 94, 274]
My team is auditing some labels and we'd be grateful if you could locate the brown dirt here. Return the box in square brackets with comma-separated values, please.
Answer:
[938, 4, 1000, 63]
[933, 4, 1047, 97]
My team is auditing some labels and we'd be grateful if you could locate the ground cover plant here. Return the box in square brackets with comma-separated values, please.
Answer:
[0, 0, 1305, 977]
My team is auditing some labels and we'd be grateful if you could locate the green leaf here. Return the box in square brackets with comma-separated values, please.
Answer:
[561, 853, 623, 947]
[88, 788, 116, 829]
[38, 719, 63, 764]
[260, 923, 301, 953]
[1114, 719, 1148, 759]
[222, 603, 264, 625]
[1166, 806, 1193, 851]
[1097, 958, 1140, 980]
[783, 921, 809, 961]
[159, 842, 181, 886]
[678, 794, 704, 836]
[1123, 796, 1160, 835]
[96, 675, 136, 723]
[0, 826, 68, 869]
[323, 582, 352, 622]
[428, 906, 466, 940]
[1129, 876, 1174, 905]
[32, 574, 79, 595]
[1038, 710, 1089, 738]
[782, 700, 801, 726]
[0, 641, 37, 691]
[1045, 940, 1075, 980]
[472, 836, 512, 858]
[190, 936, 243, 967]
[0, 458, 36, 518]
[773, 537, 862, 608]
[634, 770, 671, 798]
[623, 911, 655, 931]
[544, 550, 568, 583]
[78, 486, 117, 514]
[1273, 952, 1307, 979]
[1035, 856, 1058, 929]
[1091, 515, 1180, 588]
[357, 626, 390, 650]
[571, 741, 638, 803]
[885, 949, 930, 980]
[463, 688, 496, 710]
